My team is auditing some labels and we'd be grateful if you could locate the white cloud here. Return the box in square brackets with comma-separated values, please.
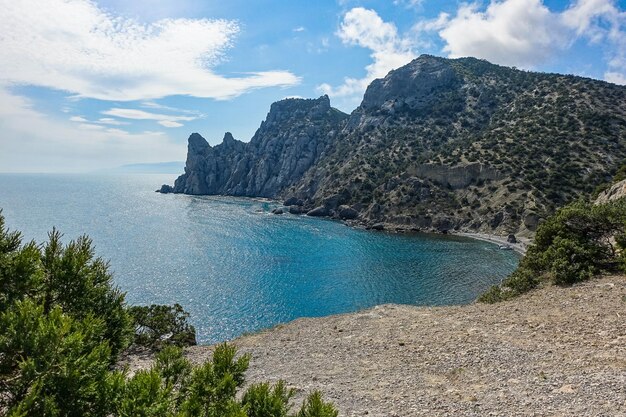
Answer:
[140, 101, 200, 115]
[105, 128, 130, 135]
[69, 116, 88, 123]
[97, 118, 129, 126]
[0, 0, 300, 101]
[605, 71, 626, 84]
[434, 0, 625, 81]
[0, 88, 185, 172]
[102, 107, 200, 128]
[394, 0, 424, 9]
[158, 120, 184, 128]
[102, 108, 197, 122]
[78, 123, 105, 130]
[293, 26, 306, 32]
[318, 8, 416, 99]
[439, 0, 563, 67]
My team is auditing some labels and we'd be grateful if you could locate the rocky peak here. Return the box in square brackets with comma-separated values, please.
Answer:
[218, 132, 244, 150]
[223, 131, 236, 143]
[359, 54, 458, 112]
[188, 133, 210, 153]
[261, 95, 333, 129]
[169, 94, 347, 197]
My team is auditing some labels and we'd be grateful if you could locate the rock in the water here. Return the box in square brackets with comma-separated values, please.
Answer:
[271, 208, 284, 215]
[306, 206, 329, 217]
[337, 205, 359, 220]
[157, 184, 174, 193]
[288, 206, 304, 215]
[370, 223, 385, 231]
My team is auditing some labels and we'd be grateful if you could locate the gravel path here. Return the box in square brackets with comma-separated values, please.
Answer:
[126, 276, 626, 416]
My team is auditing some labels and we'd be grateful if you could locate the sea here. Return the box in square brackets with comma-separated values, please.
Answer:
[0, 173, 519, 343]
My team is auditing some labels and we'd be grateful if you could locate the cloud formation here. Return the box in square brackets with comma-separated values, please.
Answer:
[100, 107, 201, 128]
[0, 89, 185, 172]
[0, 0, 300, 101]
[432, 0, 625, 82]
[438, 0, 562, 67]
[318, 8, 416, 99]
[323, 0, 625, 106]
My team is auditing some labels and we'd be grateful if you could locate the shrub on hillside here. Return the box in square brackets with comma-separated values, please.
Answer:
[129, 303, 197, 348]
[479, 199, 626, 303]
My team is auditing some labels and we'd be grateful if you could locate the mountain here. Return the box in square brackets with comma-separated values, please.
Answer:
[162, 55, 626, 235]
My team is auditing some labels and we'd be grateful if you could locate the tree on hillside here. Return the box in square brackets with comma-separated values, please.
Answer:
[0, 211, 337, 416]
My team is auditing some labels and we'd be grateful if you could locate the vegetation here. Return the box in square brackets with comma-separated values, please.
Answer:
[129, 303, 197, 348]
[479, 199, 626, 303]
[286, 56, 626, 233]
[0, 212, 337, 416]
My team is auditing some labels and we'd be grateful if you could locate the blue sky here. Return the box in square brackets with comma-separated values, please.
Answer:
[0, 0, 624, 172]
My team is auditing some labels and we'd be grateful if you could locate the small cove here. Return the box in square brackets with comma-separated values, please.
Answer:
[0, 173, 519, 343]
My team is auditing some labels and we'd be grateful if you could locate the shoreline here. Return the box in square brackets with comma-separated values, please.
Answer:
[453, 232, 529, 255]
[164, 192, 532, 256]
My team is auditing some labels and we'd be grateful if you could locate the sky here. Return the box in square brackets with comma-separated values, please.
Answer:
[0, 0, 625, 172]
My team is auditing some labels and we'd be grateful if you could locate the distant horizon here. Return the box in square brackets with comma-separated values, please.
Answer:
[0, 161, 185, 175]
[1, 0, 624, 172]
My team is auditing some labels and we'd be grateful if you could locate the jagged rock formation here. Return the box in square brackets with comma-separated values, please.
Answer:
[162, 55, 626, 235]
[171, 96, 347, 197]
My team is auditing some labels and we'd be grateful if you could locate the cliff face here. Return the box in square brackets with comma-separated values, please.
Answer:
[595, 179, 626, 205]
[163, 55, 626, 235]
[171, 96, 347, 197]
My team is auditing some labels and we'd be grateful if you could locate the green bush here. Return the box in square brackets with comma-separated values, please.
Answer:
[0, 212, 338, 416]
[479, 199, 626, 303]
[41, 229, 133, 358]
[0, 299, 116, 417]
[129, 303, 197, 348]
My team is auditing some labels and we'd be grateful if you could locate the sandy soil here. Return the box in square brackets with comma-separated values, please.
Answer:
[125, 275, 626, 416]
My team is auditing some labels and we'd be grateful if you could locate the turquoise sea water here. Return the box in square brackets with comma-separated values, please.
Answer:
[0, 174, 519, 343]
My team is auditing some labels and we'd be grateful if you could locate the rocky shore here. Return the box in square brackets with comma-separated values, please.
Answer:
[454, 232, 529, 255]
[125, 275, 626, 416]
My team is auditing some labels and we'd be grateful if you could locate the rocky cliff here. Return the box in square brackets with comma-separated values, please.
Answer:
[162, 55, 626, 235]
[595, 179, 626, 204]
[169, 96, 347, 197]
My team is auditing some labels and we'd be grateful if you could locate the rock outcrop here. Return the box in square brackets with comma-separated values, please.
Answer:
[411, 163, 502, 190]
[171, 96, 348, 197]
[595, 179, 626, 204]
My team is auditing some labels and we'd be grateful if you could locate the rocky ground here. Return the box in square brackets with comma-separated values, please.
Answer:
[125, 276, 626, 416]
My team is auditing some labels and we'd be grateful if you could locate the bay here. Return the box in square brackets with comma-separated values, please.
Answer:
[0, 173, 519, 343]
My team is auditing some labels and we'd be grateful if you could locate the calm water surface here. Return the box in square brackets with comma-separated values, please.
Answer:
[0, 174, 519, 343]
